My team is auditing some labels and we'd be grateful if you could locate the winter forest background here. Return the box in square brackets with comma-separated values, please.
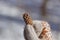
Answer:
[0, 0, 60, 40]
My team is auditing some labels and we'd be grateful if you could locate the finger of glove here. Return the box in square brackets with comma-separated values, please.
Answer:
[33, 20, 44, 37]
[32, 20, 51, 37]
[33, 20, 52, 40]
[24, 24, 39, 40]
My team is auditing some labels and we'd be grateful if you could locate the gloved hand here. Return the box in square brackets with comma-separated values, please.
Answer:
[23, 13, 52, 40]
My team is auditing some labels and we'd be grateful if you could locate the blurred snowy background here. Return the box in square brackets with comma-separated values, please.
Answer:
[0, 0, 60, 40]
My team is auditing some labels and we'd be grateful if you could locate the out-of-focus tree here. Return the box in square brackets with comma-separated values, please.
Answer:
[41, 0, 48, 17]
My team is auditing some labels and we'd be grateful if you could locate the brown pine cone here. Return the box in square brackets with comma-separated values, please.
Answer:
[23, 13, 33, 25]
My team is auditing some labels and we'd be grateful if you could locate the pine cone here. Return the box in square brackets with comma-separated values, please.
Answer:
[23, 13, 33, 25]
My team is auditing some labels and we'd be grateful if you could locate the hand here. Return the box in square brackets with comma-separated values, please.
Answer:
[23, 13, 52, 40]
[24, 20, 52, 40]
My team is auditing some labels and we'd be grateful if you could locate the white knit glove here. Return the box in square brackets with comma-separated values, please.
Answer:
[24, 20, 52, 40]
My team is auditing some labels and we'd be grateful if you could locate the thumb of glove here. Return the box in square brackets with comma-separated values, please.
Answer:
[24, 24, 40, 40]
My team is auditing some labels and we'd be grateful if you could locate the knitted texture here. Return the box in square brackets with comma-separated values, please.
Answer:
[39, 21, 52, 40]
